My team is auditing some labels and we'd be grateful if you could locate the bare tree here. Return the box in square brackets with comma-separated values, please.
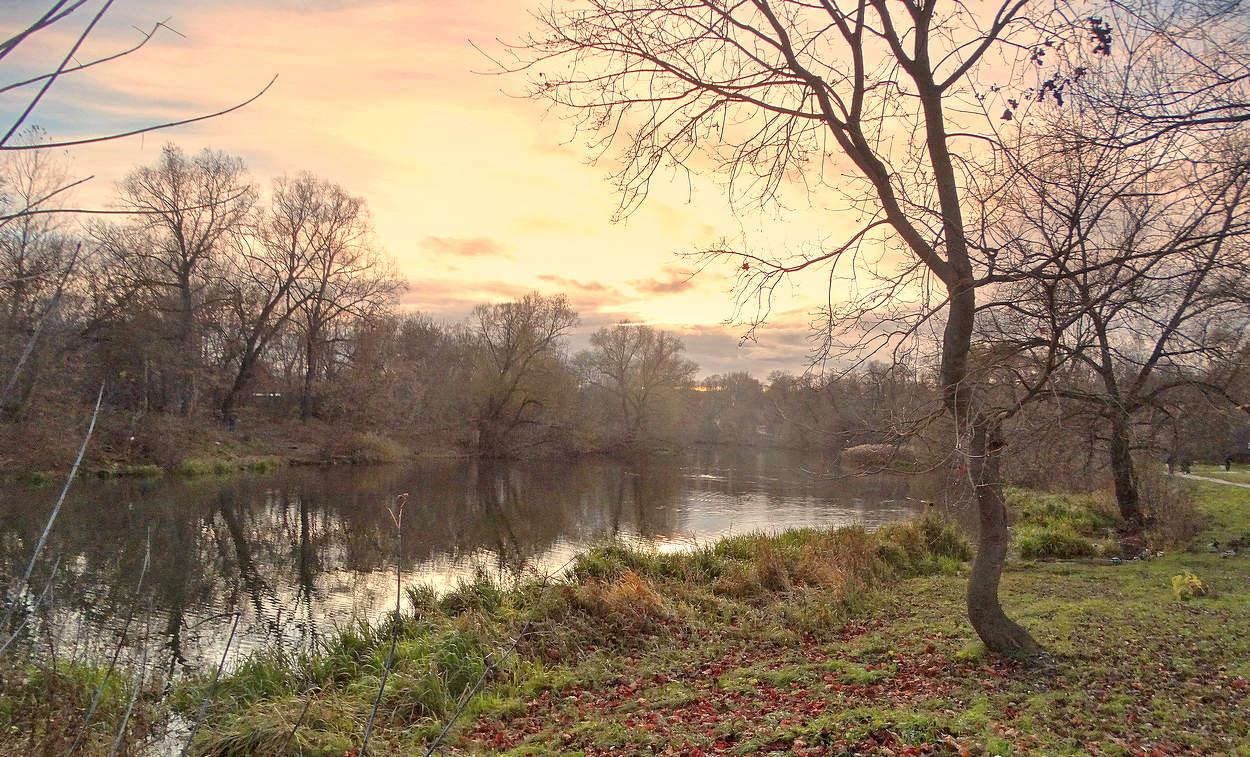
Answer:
[91, 145, 256, 415]
[581, 324, 697, 445]
[218, 175, 331, 417]
[0, 131, 82, 419]
[286, 176, 403, 420]
[976, 107, 1250, 527]
[470, 292, 578, 457]
[505, 0, 1085, 654]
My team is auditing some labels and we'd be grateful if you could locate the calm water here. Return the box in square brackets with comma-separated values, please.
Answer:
[0, 447, 958, 676]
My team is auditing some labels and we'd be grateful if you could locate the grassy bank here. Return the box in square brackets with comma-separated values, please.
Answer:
[6, 481, 1247, 756]
[0, 657, 156, 757]
[175, 481, 1250, 757]
[1, 409, 420, 483]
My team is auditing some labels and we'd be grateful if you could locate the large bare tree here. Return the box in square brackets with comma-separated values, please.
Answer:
[976, 104, 1250, 528]
[92, 145, 256, 415]
[506, 0, 1079, 654]
[470, 292, 579, 457]
[286, 176, 402, 421]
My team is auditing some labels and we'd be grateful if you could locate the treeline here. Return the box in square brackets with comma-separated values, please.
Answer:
[0, 140, 936, 466]
[3, 140, 1249, 481]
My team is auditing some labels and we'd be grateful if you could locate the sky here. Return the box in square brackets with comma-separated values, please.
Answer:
[0, 0, 871, 378]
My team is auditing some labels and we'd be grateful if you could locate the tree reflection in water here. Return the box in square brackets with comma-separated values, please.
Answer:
[0, 448, 952, 672]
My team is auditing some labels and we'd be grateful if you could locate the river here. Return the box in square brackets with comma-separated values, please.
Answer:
[0, 446, 959, 677]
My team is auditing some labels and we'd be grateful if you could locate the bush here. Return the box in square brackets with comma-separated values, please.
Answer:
[572, 569, 668, 621]
[1009, 489, 1116, 532]
[876, 512, 972, 571]
[1007, 489, 1120, 559]
[1017, 526, 1100, 559]
[320, 431, 409, 463]
[1172, 570, 1211, 601]
[175, 457, 231, 476]
[439, 571, 504, 616]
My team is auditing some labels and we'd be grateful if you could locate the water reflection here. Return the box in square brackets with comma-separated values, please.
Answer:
[0, 447, 953, 672]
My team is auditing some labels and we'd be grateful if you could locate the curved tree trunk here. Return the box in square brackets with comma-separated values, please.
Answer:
[965, 417, 1044, 656]
[943, 277, 1042, 657]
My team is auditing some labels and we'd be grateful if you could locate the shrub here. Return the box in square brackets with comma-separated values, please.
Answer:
[320, 431, 408, 464]
[1008, 489, 1119, 559]
[573, 569, 667, 619]
[1009, 489, 1116, 533]
[1172, 570, 1211, 601]
[753, 541, 792, 591]
[439, 571, 504, 616]
[876, 513, 972, 572]
[1017, 526, 1100, 560]
[175, 457, 225, 476]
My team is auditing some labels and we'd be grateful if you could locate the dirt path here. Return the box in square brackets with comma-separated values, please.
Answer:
[1177, 472, 1250, 489]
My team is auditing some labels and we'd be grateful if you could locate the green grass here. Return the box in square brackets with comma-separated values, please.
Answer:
[1007, 488, 1121, 559]
[185, 514, 970, 756]
[174, 455, 285, 476]
[180, 482, 1250, 756]
[0, 658, 153, 757]
[1190, 463, 1250, 486]
[1191, 479, 1250, 545]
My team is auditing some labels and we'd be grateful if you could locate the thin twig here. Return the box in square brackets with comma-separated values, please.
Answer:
[179, 611, 241, 757]
[360, 492, 407, 755]
[69, 530, 151, 755]
[1, 0, 117, 146]
[0, 20, 172, 95]
[1, 382, 103, 635]
[0, 75, 279, 152]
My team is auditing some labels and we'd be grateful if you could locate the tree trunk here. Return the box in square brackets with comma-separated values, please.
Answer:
[1108, 412, 1145, 529]
[942, 277, 1042, 657]
[222, 354, 253, 418]
[300, 330, 318, 422]
[965, 417, 1044, 656]
[177, 276, 198, 417]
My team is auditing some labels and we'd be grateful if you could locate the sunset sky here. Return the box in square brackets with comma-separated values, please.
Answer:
[0, 0, 873, 377]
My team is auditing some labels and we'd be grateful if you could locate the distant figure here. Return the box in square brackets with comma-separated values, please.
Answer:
[1181, 458, 1192, 474]
[1226, 455, 1234, 471]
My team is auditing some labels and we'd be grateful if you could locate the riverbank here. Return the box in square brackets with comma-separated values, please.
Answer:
[0, 405, 715, 482]
[163, 482, 1250, 757]
[5, 481, 1247, 755]
[0, 407, 435, 483]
